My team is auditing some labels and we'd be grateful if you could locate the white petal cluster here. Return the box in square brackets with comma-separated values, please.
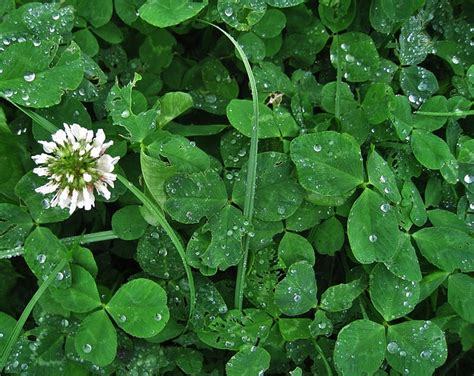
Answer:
[32, 123, 119, 214]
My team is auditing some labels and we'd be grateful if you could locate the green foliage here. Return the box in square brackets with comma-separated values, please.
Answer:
[0, 0, 472, 374]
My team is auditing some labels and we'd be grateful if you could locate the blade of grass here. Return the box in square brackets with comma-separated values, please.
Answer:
[334, 34, 342, 120]
[199, 21, 259, 310]
[116, 174, 196, 317]
[5, 99, 58, 134]
[0, 259, 67, 372]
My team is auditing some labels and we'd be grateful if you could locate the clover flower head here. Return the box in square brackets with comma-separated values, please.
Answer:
[32, 123, 119, 214]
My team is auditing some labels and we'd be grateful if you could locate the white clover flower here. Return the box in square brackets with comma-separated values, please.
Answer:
[32, 123, 120, 214]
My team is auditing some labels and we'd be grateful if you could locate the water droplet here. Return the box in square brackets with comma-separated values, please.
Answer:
[417, 82, 428, 91]
[380, 203, 390, 213]
[318, 322, 327, 329]
[387, 341, 399, 353]
[118, 314, 127, 322]
[61, 319, 69, 327]
[82, 344, 92, 353]
[463, 174, 473, 184]
[56, 272, 64, 281]
[293, 294, 301, 302]
[224, 7, 233, 17]
[154, 313, 162, 321]
[52, 13, 60, 20]
[33, 39, 41, 47]
[345, 54, 355, 62]
[3, 89, 13, 98]
[313, 144, 322, 152]
[205, 93, 217, 103]
[37, 254, 46, 264]
[226, 230, 233, 236]
[369, 234, 378, 243]
[420, 349, 431, 359]
[277, 207, 285, 215]
[121, 110, 130, 118]
[159, 248, 167, 256]
[41, 198, 50, 208]
[23, 72, 36, 82]
[379, 175, 387, 183]
[451, 56, 460, 64]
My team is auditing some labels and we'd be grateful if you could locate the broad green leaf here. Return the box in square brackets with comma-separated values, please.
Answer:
[448, 273, 474, 323]
[147, 132, 210, 173]
[0, 41, 83, 108]
[0, 312, 16, 355]
[399, 16, 432, 65]
[278, 232, 315, 268]
[105, 73, 159, 143]
[330, 32, 380, 82]
[139, 0, 208, 28]
[309, 310, 334, 337]
[200, 205, 247, 270]
[233, 152, 304, 221]
[413, 96, 448, 131]
[0, 134, 24, 202]
[320, 278, 366, 312]
[237, 32, 266, 63]
[281, 19, 329, 66]
[139, 29, 176, 75]
[226, 99, 279, 139]
[0, 3, 74, 41]
[386, 321, 447, 376]
[72, 246, 98, 278]
[370, 0, 396, 34]
[381, 0, 422, 22]
[74, 310, 117, 367]
[384, 234, 422, 282]
[24, 227, 71, 288]
[411, 129, 458, 183]
[367, 149, 401, 203]
[0, 204, 33, 249]
[112, 205, 148, 240]
[171, 347, 204, 375]
[413, 227, 474, 272]
[274, 261, 317, 316]
[369, 264, 420, 321]
[285, 201, 325, 232]
[389, 95, 414, 140]
[50, 265, 101, 313]
[156, 92, 193, 128]
[197, 309, 272, 350]
[137, 226, 185, 279]
[419, 271, 449, 302]
[265, 0, 304, 7]
[217, 0, 267, 31]
[14, 172, 70, 224]
[319, 0, 356, 33]
[320, 81, 357, 115]
[334, 320, 386, 376]
[140, 151, 177, 207]
[362, 82, 394, 124]
[73, 28, 99, 57]
[401, 180, 427, 227]
[165, 169, 227, 224]
[427, 209, 468, 232]
[226, 345, 271, 376]
[290, 131, 364, 197]
[278, 319, 311, 341]
[348, 189, 400, 263]
[313, 216, 344, 256]
[106, 278, 169, 338]
[400, 66, 438, 107]
[253, 9, 286, 38]
[74, 0, 113, 27]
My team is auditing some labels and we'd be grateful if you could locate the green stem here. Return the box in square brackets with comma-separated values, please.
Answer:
[200, 21, 259, 310]
[116, 174, 195, 317]
[415, 110, 474, 117]
[311, 338, 333, 376]
[0, 259, 67, 372]
[0, 230, 119, 260]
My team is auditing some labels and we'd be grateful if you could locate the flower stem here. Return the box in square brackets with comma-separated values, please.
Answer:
[311, 338, 334, 376]
[116, 174, 196, 317]
[0, 258, 67, 372]
[414, 110, 474, 117]
[0, 230, 119, 260]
